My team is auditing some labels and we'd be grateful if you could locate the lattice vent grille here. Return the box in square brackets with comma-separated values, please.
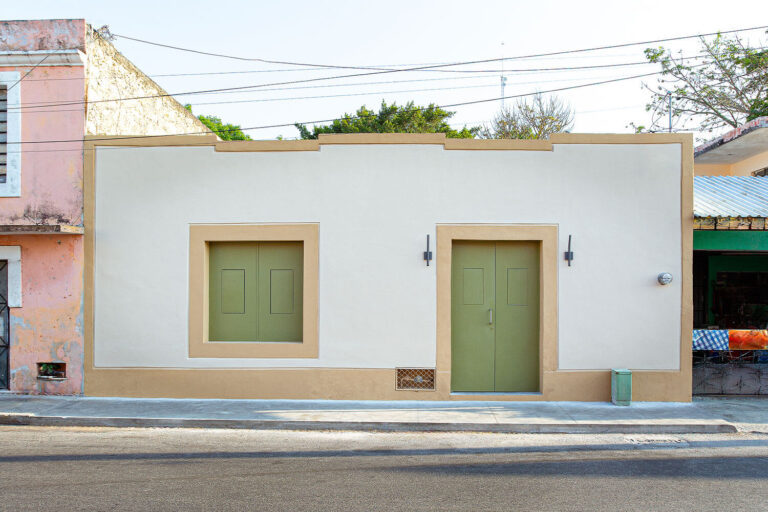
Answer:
[396, 368, 435, 390]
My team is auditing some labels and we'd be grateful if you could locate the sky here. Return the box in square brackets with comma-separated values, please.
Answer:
[3, 0, 767, 141]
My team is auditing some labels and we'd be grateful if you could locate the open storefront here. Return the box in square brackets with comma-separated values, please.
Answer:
[693, 177, 768, 394]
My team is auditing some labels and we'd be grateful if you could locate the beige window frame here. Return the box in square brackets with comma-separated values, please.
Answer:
[189, 223, 319, 358]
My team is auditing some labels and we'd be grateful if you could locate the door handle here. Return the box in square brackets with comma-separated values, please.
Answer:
[489, 308, 493, 325]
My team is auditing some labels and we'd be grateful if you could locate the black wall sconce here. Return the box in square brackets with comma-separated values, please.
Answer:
[564, 234, 574, 266]
[424, 234, 433, 266]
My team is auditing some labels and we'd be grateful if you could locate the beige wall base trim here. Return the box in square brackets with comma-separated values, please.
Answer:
[84, 368, 689, 401]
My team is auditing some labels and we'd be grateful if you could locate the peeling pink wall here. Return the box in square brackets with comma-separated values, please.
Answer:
[0, 65, 85, 225]
[5, 235, 84, 394]
[0, 26, 86, 393]
[0, 19, 85, 51]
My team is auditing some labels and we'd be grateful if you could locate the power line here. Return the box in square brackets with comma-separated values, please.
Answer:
[177, 54, 714, 98]
[8, 25, 765, 111]
[188, 73, 645, 107]
[12, 70, 651, 114]
[6, 66, 675, 115]
[113, 24, 768, 73]
[13, 25, 768, 108]
[5, 52, 715, 111]
[191, 82, 499, 106]
[6, 54, 50, 91]
[4, 68, 671, 146]
[5, 24, 763, 129]
[11, 22, 768, 111]
[13, 52, 650, 81]
[16, 56, 672, 82]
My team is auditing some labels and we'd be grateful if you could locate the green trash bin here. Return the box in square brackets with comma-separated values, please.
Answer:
[611, 369, 632, 406]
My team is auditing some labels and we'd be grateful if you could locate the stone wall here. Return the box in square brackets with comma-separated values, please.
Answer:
[84, 27, 210, 136]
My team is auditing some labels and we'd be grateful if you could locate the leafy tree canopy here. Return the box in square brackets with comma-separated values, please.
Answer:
[184, 104, 252, 141]
[295, 101, 479, 139]
[480, 93, 574, 140]
[632, 33, 768, 134]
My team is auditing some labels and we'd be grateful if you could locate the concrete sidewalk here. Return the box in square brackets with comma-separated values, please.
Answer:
[2, 395, 765, 433]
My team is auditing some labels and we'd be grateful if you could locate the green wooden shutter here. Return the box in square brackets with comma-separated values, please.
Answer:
[258, 242, 303, 341]
[209, 241, 303, 342]
[209, 242, 259, 341]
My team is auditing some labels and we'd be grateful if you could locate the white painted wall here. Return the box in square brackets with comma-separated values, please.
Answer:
[93, 142, 682, 370]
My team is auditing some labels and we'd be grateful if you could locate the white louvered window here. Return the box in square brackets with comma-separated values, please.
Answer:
[0, 72, 20, 197]
[0, 84, 7, 183]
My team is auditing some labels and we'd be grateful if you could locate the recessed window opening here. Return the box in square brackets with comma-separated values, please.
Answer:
[37, 362, 66, 380]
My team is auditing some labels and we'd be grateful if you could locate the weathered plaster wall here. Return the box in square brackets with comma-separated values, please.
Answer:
[5, 235, 84, 394]
[84, 28, 210, 136]
[0, 20, 209, 395]
[0, 22, 87, 394]
[0, 65, 85, 225]
[0, 19, 85, 51]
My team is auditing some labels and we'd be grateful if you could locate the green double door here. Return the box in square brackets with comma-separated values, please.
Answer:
[451, 241, 540, 392]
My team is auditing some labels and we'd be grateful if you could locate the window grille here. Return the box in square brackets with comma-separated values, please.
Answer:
[0, 85, 7, 184]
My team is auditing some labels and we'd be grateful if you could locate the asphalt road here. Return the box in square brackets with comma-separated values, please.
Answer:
[2, 426, 768, 511]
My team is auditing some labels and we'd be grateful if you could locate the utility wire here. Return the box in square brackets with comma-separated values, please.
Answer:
[14, 52, 649, 81]
[179, 53, 713, 98]
[6, 54, 50, 91]
[9, 25, 765, 110]
[188, 72, 643, 107]
[112, 24, 768, 72]
[12, 23, 767, 110]
[6, 24, 762, 132]
[16, 56, 677, 82]
[2, 97, 679, 155]
[13, 70, 652, 114]
[5, 52, 714, 111]
[4, 68, 673, 145]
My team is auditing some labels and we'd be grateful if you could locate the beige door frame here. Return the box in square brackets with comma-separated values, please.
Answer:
[436, 224, 557, 398]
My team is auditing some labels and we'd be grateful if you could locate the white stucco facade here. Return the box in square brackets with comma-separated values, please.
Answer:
[92, 140, 683, 374]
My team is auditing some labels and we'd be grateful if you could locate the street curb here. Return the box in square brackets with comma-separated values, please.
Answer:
[0, 414, 739, 434]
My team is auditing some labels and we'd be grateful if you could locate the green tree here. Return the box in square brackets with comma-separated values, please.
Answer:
[184, 104, 251, 141]
[633, 33, 768, 133]
[295, 101, 479, 139]
[480, 93, 574, 140]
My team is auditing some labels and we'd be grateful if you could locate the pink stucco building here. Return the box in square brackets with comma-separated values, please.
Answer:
[0, 19, 210, 394]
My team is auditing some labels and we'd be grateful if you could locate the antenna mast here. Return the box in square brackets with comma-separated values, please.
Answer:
[500, 41, 507, 109]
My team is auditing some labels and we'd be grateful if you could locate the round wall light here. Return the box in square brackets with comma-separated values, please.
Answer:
[657, 272, 673, 285]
